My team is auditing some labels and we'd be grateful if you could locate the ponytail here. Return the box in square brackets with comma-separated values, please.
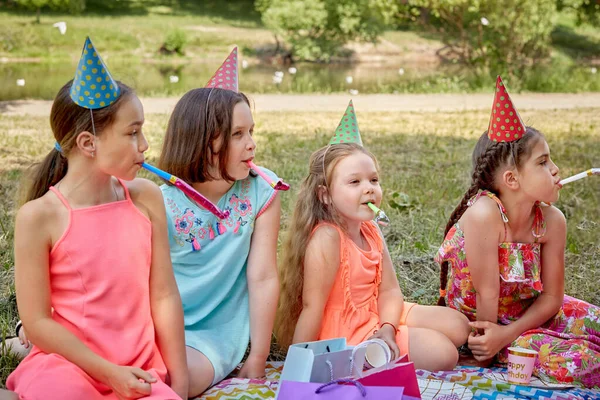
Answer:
[21, 148, 68, 205]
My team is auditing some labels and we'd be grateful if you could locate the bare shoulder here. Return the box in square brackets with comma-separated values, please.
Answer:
[306, 224, 341, 264]
[540, 204, 566, 242]
[461, 195, 504, 227]
[125, 178, 162, 202]
[124, 178, 165, 219]
[15, 192, 62, 241]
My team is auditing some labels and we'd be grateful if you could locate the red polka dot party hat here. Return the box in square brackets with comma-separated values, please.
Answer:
[488, 76, 526, 142]
[329, 100, 362, 145]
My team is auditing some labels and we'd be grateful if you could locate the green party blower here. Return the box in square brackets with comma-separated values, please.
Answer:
[367, 203, 390, 227]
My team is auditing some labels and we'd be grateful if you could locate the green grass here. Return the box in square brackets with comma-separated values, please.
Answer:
[0, 0, 267, 62]
[1, 108, 599, 386]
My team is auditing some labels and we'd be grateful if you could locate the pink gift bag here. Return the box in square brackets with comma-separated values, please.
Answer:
[278, 378, 405, 399]
[356, 356, 421, 400]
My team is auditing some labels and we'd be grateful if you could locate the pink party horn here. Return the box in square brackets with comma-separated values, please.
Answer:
[142, 163, 230, 220]
[246, 160, 290, 191]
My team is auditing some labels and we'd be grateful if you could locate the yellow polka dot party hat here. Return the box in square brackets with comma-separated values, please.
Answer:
[70, 37, 120, 109]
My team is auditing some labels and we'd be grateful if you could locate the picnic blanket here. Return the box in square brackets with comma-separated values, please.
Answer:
[197, 362, 600, 400]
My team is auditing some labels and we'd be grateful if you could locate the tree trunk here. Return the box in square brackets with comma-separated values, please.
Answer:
[36, 7, 40, 24]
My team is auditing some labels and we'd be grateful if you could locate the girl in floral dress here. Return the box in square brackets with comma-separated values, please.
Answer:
[435, 76, 600, 388]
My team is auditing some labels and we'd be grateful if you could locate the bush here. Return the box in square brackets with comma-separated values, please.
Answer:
[162, 29, 187, 56]
[398, 0, 557, 78]
[257, 0, 398, 62]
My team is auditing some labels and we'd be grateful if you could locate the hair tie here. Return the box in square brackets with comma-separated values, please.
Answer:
[439, 289, 447, 297]
[54, 142, 63, 153]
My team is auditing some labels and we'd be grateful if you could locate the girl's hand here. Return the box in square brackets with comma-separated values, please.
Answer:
[467, 321, 512, 361]
[237, 354, 267, 379]
[17, 326, 31, 349]
[367, 324, 399, 361]
[104, 365, 157, 400]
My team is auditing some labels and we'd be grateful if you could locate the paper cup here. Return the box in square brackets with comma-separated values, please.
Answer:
[364, 339, 391, 369]
[507, 347, 537, 384]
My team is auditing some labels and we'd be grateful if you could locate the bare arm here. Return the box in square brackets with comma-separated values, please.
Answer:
[239, 194, 281, 378]
[133, 179, 188, 398]
[371, 227, 403, 358]
[292, 225, 341, 344]
[462, 199, 503, 324]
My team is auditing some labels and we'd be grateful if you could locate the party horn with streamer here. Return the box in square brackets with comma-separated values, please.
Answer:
[367, 203, 390, 227]
[142, 163, 230, 220]
[246, 160, 290, 191]
[559, 168, 599, 186]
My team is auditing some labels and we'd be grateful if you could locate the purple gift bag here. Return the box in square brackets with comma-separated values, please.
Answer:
[278, 379, 405, 399]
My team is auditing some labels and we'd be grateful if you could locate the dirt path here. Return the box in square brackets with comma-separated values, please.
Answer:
[3, 93, 600, 116]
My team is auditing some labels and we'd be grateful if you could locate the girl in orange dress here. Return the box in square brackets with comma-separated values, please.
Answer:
[275, 102, 470, 371]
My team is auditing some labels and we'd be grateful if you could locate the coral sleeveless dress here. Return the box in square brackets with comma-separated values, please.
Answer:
[436, 190, 600, 388]
[7, 182, 180, 399]
[315, 221, 415, 357]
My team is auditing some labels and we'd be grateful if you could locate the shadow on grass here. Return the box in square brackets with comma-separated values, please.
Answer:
[551, 24, 600, 60]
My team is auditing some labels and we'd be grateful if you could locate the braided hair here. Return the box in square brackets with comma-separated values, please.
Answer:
[437, 127, 544, 306]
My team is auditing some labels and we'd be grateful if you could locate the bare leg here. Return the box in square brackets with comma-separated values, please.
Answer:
[408, 327, 459, 371]
[0, 389, 19, 399]
[186, 346, 215, 398]
[1, 337, 31, 359]
[404, 304, 470, 347]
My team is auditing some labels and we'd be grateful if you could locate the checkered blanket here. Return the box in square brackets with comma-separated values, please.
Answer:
[196, 363, 600, 400]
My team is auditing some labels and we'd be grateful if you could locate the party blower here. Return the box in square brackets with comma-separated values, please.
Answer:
[142, 163, 230, 220]
[246, 160, 290, 191]
[559, 168, 600, 186]
[367, 203, 391, 227]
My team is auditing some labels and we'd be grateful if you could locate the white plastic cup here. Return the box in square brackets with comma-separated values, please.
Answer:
[507, 347, 538, 384]
[364, 338, 391, 369]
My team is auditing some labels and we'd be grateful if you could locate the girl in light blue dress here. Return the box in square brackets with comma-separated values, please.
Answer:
[158, 79, 281, 396]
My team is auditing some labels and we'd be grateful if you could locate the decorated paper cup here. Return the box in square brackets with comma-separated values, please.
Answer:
[507, 347, 537, 384]
[364, 338, 391, 369]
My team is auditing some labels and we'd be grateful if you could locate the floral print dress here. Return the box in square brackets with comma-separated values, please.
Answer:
[435, 190, 600, 388]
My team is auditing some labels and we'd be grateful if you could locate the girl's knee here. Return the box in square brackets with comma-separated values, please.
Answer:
[186, 348, 215, 397]
[435, 342, 459, 371]
[410, 329, 459, 371]
[446, 311, 471, 347]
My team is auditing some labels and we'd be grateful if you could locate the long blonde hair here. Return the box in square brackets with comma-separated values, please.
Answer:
[275, 143, 378, 349]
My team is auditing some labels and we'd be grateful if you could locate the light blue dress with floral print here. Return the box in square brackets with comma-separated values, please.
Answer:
[161, 167, 279, 385]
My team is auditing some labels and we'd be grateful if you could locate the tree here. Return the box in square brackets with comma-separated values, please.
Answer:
[15, 0, 85, 23]
[256, 0, 398, 62]
[398, 0, 557, 79]
[557, 0, 600, 25]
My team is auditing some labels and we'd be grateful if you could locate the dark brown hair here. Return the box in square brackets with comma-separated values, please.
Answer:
[437, 127, 544, 306]
[158, 88, 251, 183]
[22, 79, 133, 204]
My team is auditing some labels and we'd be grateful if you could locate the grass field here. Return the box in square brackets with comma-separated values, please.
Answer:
[1, 107, 599, 386]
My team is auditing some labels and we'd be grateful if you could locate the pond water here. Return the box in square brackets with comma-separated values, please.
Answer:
[2, 58, 600, 100]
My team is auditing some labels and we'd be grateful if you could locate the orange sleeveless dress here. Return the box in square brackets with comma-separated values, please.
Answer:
[314, 221, 414, 357]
